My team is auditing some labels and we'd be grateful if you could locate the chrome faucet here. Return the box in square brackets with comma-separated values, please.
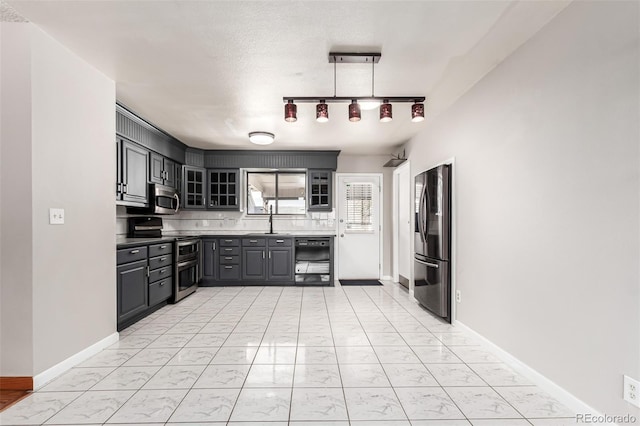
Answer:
[268, 204, 274, 234]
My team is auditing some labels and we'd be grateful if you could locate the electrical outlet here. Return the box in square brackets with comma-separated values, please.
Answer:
[456, 290, 461, 303]
[49, 208, 65, 225]
[624, 375, 640, 407]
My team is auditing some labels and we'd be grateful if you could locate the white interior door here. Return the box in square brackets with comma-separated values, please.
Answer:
[397, 164, 411, 282]
[337, 174, 381, 280]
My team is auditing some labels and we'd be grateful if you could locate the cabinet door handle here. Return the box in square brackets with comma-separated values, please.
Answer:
[269, 251, 271, 259]
[130, 249, 140, 254]
[262, 251, 265, 259]
[213, 242, 216, 251]
[122, 184, 127, 194]
[146, 266, 150, 277]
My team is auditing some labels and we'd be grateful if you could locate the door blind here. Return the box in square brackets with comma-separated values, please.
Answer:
[346, 183, 374, 232]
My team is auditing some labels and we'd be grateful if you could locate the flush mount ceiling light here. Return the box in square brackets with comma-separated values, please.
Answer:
[284, 52, 425, 123]
[248, 131, 275, 145]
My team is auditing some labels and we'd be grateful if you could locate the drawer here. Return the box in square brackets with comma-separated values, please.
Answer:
[219, 264, 241, 280]
[149, 255, 173, 270]
[268, 237, 292, 247]
[149, 242, 173, 257]
[242, 238, 266, 247]
[219, 238, 240, 247]
[219, 255, 240, 265]
[149, 278, 172, 306]
[149, 266, 172, 283]
[117, 246, 147, 265]
[220, 246, 240, 255]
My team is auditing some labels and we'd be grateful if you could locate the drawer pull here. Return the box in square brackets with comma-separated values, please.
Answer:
[224, 248, 232, 252]
[160, 269, 165, 273]
[130, 249, 140, 254]
[224, 266, 233, 269]
[225, 239, 233, 242]
[276, 239, 284, 243]
[225, 256, 233, 260]
[160, 257, 166, 261]
[249, 239, 258, 243]
[159, 245, 167, 249]
[159, 281, 165, 286]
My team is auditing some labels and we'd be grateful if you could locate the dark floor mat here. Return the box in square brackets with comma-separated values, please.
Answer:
[339, 279, 382, 286]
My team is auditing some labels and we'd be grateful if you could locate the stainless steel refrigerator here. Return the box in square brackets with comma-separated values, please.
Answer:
[414, 164, 451, 322]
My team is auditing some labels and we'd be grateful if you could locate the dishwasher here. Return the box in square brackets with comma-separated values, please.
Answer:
[294, 237, 334, 285]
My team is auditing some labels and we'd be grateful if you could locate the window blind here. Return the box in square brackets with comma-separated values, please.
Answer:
[346, 183, 374, 232]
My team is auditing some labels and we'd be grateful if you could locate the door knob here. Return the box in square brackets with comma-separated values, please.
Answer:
[339, 219, 344, 223]
[340, 234, 344, 237]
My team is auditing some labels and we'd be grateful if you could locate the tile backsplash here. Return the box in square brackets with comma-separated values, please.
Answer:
[116, 206, 336, 235]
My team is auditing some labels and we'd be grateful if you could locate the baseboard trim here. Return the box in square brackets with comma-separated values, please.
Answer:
[455, 321, 603, 419]
[32, 332, 119, 389]
[0, 376, 33, 391]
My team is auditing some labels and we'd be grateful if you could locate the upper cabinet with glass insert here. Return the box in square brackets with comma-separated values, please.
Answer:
[182, 166, 206, 209]
[207, 169, 240, 210]
[308, 170, 332, 211]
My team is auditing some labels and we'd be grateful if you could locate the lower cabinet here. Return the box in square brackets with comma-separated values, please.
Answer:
[117, 259, 148, 322]
[242, 247, 267, 280]
[268, 247, 293, 281]
[117, 242, 175, 331]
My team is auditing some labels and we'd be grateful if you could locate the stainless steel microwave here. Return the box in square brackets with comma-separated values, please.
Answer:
[151, 183, 180, 214]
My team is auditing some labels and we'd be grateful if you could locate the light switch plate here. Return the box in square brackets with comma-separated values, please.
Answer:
[49, 208, 64, 225]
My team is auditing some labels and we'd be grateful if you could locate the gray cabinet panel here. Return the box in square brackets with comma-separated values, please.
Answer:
[242, 248, 266, 280]
[220, 264, 241, 280]
[117, 259, 148, 322]
[308, 170, 332, 211]
[150, 152, 164, 184]
[183, 166, 206, 209]
[117, 246, 148, 265]
[149, 243, 172, 258]
[164, 158, 177, 189]
[121, 139, 149, 205]
[149, 266, 172, 283]
[203, 239, 217, 279]
[149, 255, 172, 270]
[207, 169, 240, 210]
[149, 278, 172, 306]
[268, 247, 293, 281]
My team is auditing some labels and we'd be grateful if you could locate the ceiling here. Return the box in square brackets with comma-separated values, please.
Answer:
[7, 1, 570, 154]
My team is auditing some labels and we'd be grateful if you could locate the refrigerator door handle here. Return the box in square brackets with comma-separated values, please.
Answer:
[418, 184, 426, 242]
[415, 258, 439, 268]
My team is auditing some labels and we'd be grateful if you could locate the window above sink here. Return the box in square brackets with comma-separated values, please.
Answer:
[247, 171, 306, 215]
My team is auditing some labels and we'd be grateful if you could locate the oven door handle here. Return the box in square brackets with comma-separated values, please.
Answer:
[177, 259, 198, 269]
[177, 240, 198, 248]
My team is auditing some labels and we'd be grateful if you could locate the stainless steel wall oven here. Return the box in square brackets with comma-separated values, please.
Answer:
[174, 237, 201, 302]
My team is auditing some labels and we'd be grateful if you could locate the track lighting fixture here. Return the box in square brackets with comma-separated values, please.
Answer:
[284, 100, 297, 122]
[380, 100, 392, 122]
[316, 101, 328, 123]
[283, 52, 425, 123]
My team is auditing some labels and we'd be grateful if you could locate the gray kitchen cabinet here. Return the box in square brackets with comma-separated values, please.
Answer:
[183, 166, 206, 209]
[242, 247, 267, 280]
[207, 169, 240, 210]
[150, 152, 177, 189]
[307, 170, 332, 211]
[268, 247, 293, 281]
[117, 138, 150, 206]
[117, 259, 148, 323]
[202, 239, 217, 279]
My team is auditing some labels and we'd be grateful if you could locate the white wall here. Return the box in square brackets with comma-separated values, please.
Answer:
[337, 154, 393, 277]
[0, 23, 34, 377]
[404, 1, 639, 416]
[0, 23, 116, 377]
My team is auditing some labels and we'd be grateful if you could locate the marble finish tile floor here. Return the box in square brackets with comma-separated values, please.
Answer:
[0, 282, 578, 425]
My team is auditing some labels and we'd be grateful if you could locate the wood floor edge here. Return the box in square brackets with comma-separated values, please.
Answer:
[0, 376, 33, 391]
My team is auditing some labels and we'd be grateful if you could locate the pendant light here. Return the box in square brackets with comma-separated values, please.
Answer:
[379, 100, 392, 122]
[316, 101, 329, 123]
[411, 101, 425, 122]
[348, 100, 361, 122]
[284, 100, 297, 122]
